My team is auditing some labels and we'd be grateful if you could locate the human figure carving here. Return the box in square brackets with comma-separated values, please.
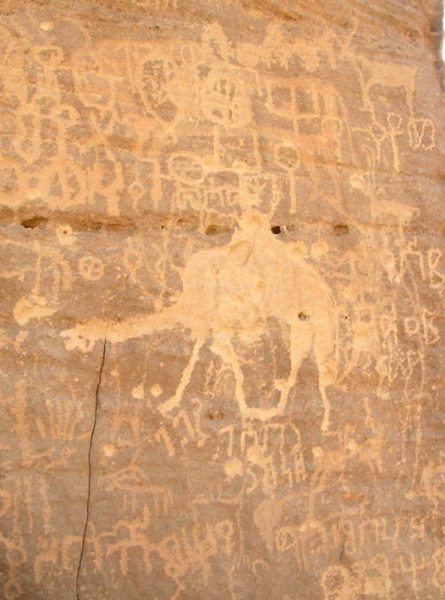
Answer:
[62, 209, 337, 430]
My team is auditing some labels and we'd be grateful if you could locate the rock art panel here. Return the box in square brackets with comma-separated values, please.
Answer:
[0, 1, 444, 599]
[62, 209, 337, 430]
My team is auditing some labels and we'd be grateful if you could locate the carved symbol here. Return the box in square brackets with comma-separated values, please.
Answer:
[78, 256, 105, 281]
[408, 118, 435, 150]
[201, 70, 251, 127]
[139, 57, 178, 123]
[168, 154, 205, 184]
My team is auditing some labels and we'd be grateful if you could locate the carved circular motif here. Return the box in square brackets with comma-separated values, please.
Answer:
[78, 256, 105, 281]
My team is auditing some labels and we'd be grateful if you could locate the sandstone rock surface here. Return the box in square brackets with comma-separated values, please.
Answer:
[1, 1, 445, 599]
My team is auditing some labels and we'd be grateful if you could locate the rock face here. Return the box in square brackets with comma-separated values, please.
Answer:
[1, 1, 445, 598]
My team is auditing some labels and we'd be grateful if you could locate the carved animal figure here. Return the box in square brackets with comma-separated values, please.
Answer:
[62, 210, 337, 430]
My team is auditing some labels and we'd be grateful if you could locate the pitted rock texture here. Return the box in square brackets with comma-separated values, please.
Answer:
[1, 1, 445, 599]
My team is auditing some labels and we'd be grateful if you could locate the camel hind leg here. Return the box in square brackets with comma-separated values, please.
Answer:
[312, 326, 337, 432]
[276, 318, 313, 415]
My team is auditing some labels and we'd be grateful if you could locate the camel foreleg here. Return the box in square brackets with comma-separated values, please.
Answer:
[158, 336, 204, 416]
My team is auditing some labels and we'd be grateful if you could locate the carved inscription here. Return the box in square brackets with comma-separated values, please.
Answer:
[0, 6, 444, 600]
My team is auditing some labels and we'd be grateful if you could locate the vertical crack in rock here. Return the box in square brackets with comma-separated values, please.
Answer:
[117, 271, 132, 316]
[76, 338, 107, 600]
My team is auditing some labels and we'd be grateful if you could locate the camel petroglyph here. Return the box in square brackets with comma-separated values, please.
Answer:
[62, 210, 337, 430]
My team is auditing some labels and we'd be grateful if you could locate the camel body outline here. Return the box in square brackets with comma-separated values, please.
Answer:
[62, 210, 338, 430]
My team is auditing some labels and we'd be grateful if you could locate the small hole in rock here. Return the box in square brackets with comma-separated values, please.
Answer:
[271, 226, 281, 234]
[207, 410, 224, 420]
[205, 225, 219, 236]
[21, 217, 48, 229]
[89, 222, 103, 231]
[333, 224, 349, 236]
[298, 312, 310, 321]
